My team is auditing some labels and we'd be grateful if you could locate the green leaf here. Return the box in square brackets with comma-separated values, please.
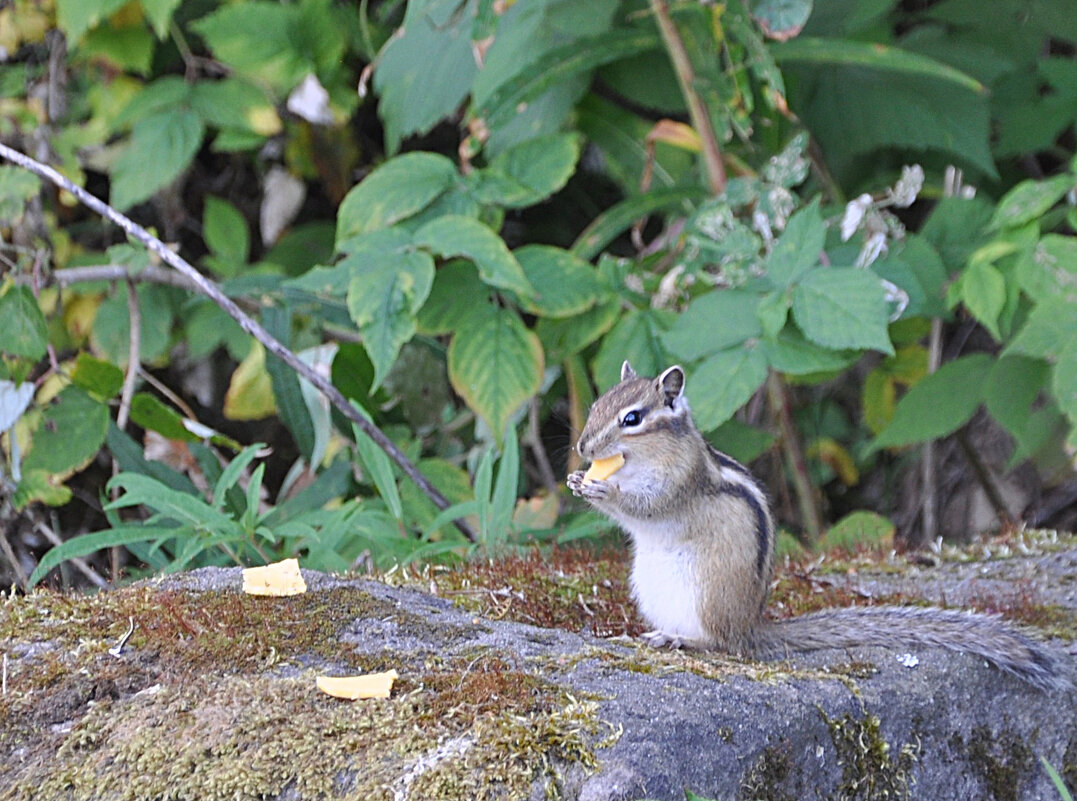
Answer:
[592, 308, 672, 390]
[130, 393, 200, 443]
[490, 426, 520, 546]
[212, 444, 266, 510]
[70, 353, 125, 400]
[28, 525, 181, 588]
[23, 386, 109, 474]
[1052, 340, 1077, 431]
[336, 152, 458, 247]
[141, 0, 183, 38]
[90, 285, 175, 366]
[448, 307, 543, 441]
[0, 285, 47, 360]
[1005, 297, 1077, 361]
[688, 346, 769, 431]
[416, 261, 491, 335]
[352, 417, 404, 522]
[203, 196, 250, 270]
[571, 186, 707, 261]
[957, 260, 1006, 341]
[761, 327, 858, 375]
[872, 353, 993, 449]
[771, 37, 985, 94]
[536, 300, 621, 364]
[1015, 234, 1077, 303]
[106, 472, 239, 533]
[414, 215, 532, 296]
[12, 469, 73, 511]
[662, 289, 763, 362]
[475, 29, 662, 133]
[473, 133, 582, 208]
[111, 108, 204, 211]
[793, 268, 894, 355]
[56, 0, 127, 43]
[345, 246, 435, 389]
[820, 511, 895, 552]
[514, 245, 607, 317]
[985, 355, 1051, 443]
[989, 174, 1074, 231]
[873, 236, 949, 319]
[757, 291, 791, 340]
[0, 166, 41, 220]
[765, 199, 824, 288]
[372, 0, 479, 152]
[752, 0, 812, 40]
[262, 306, 317, 460]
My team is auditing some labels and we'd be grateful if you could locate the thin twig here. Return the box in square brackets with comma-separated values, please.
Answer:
[110, 279, 141, 582]
[0, 529, 28, 590]
[766, 371, 822, 542]
[955, 429, 1016, 529]
[0, 144, 476, 542]
[650, 0, 727, 195]
[918, 316, 943, 548]
[526, 399, 558, 495]
[14, 263, 200, 290]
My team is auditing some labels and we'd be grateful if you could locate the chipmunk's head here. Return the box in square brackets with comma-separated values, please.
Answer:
[576, 362, 694, 477]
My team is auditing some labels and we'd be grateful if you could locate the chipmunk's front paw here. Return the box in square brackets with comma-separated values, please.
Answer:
[641, 630, 684, 649]
[567, 471, 612, 502]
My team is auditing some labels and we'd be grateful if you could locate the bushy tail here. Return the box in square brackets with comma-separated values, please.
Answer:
[751, 606, 1071, 691]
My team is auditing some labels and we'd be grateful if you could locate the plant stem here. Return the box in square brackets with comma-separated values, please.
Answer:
[766, 371, 822, 542]
[650, 0, 727, 195]
[0, 144, 476, 543]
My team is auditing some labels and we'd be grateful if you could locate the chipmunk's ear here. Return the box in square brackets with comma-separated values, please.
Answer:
[657, 365, 685, 406]
[620, 361, 638, 382]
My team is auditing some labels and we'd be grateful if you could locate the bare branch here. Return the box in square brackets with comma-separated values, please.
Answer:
[0, 143, 476, 542]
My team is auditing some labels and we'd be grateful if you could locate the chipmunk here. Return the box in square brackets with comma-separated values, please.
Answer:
[567, 362, 1071, 691]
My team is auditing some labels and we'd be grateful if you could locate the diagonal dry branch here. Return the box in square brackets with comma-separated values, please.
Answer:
[0, 143, 476, 542]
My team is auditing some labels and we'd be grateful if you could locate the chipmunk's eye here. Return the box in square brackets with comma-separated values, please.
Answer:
[621, 409, 644, 428]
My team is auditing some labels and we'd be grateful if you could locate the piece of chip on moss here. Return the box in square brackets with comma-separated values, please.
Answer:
[316, 670, 399, 699]
[242, 558, 307, 596]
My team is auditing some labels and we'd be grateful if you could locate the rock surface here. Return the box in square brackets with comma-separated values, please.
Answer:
[2, 548, 1076, 801]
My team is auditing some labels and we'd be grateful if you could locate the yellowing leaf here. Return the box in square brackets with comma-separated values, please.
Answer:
[224, 342, 276, 420]
[63, 292, 103, 341]
[583, 453, 624, 481]
[807, 437, 859, 486]
[242, 558, 307, 596]
[512, 493, 559, 530]
[647, 119, 702, 153]
[316, 670, 399, 700]
[246, 105, 283, 136]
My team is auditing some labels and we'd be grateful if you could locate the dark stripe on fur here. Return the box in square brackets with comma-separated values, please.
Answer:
[724, 482, 770, 578]
[706, 444, 752, 477]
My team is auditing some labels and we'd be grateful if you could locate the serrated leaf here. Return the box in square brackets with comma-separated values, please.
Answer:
[475, 133, 582, 208]
[336, 153, 458, 246]
[141, 0, 183, 38]
[765, 199, 824, 288]
[1015, 234, 1077, 303]
[793, 268, 894, 355]
[757, 290, 791, 340]
[989, 174, 1074, 231]
[111, 108, 204, 211]
[662, 289, 763, 362]
[958, 260, 1006, 341]
[514, 245, 607, 317]
[191, 2, 308, 93]
[342, 241, 435, 388]
[414, 215, 531, 296]
[688, 346, 769, 431]
[373, 0, 478, 152]
[0, 166, 41, 220]
[0, 285, 47, 359]
[448, 307, 543, 441]
[1052, 340, 1077, 430]
[90, 285, 175, 365]
[23, 386, 109, 474]
[872, 354, 993, 449]
[71, 353, 124, 400]
[203, 196, 250, 269]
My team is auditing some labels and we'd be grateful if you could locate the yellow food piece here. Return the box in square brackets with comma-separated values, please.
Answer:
[242, 558, 307, 596]
[584, 453, 625, 481]
[316, 670, 399, 700]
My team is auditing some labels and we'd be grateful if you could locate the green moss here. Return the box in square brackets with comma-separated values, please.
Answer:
[739, 740, 795, 801]
[819, 708, 919, 801]
[961, 724, 1035, 801]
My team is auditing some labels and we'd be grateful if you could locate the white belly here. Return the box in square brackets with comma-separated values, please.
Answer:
[629, 533, 706, 641]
